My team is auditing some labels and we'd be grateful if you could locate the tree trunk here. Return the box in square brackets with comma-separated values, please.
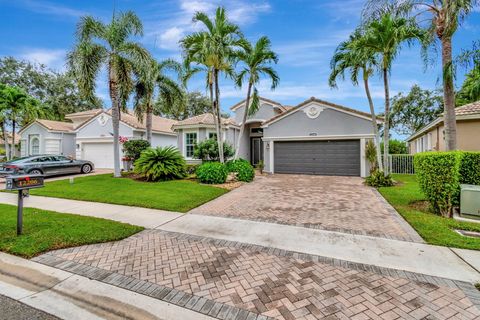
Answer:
[214, 69, 225, 163]
[1, 121, 11, 160]
[209, 72, 221, 152]
[10, 120, 16, 159]
[109, 65, 121, 178]
[441, 36, 457, 151]
[146, 103, 153, 144]
[382, 67, 390, 176]
[363, 69, 383, 172]
[234, 81, 253, 160]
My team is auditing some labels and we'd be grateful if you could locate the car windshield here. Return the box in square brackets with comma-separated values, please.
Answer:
[5, 156, 33, 164]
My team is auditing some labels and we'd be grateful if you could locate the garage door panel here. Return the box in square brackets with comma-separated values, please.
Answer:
[82, 142, 117, 169]
[274, 140, 360, 176]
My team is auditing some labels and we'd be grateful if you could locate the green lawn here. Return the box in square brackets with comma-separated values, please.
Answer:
[0, 204, 143, 258]
[379, 174, 480, 250]
[29, 174, 228, 213]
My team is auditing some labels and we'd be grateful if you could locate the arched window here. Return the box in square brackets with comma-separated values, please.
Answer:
[31, 137, 40, 155]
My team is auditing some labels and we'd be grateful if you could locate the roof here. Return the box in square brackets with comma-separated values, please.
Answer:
[407, 100, 480, 141]
[229, 96, 284, 111]
[261, 97, 381, 127]
[65, 109, 103, 118]
[110, 111, 178, 134]
[172, 113, 237, 128]
[0, 132, 19, 144]
[36, 119, 75, 132]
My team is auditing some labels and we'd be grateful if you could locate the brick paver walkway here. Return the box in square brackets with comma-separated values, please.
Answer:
[46, 230, 480, 320]
[190, 175, 420, 242]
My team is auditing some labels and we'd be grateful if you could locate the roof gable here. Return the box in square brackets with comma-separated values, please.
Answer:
[19, 119, 75, 134]
[229, 96, 284, 111]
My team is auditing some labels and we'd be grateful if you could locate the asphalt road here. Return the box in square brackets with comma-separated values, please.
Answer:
[0, 294, 59, 320]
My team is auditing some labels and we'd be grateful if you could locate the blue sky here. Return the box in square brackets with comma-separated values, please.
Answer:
[0, 0, 479, 134]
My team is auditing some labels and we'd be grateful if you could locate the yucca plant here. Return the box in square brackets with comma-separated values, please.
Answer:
[134, 146, 187, 181]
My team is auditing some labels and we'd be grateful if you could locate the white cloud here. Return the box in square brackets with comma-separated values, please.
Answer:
[17, 0, 86, 18]
[159, 27, 185, 50]
[20, 48, 67, 71]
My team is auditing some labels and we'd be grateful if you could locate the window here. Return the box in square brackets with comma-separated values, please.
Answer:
[208, 132, 217, 140]
[185, 132, 197, 158]
[31, 137, 40, 155]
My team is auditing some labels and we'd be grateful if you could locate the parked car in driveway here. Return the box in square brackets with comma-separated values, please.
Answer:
[0, 155, 94, 177]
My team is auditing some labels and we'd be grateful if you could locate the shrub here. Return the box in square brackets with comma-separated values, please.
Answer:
[365, 170, 393, 188]
[459, 152, 480, 186]
[226, 159, 255, 182]
[193, 139, 234, 161]
[134, 146, 186, 181]
[365, 140, 377, 172]
[196, 162, 228, 184]
[186, 164, 200, 175]
[123, 140, 151, 162]
[414, 152, 462, 217]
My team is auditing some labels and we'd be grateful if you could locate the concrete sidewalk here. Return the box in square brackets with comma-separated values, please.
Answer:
[2, 192, 480, 284]
[0, 252, 214, 320]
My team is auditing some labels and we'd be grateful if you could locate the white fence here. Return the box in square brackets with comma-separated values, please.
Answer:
[384, 154, 415, 174]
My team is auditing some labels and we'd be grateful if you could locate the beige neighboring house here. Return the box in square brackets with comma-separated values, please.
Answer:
[407, 101, 480, 154]
[0, 132, 20, 156]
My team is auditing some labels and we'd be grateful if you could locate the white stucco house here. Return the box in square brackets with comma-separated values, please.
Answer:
[173, 97, 381, 177]
[19, 109, 177, 169]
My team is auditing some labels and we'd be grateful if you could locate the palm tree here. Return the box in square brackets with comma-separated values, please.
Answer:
[234, 36, 279, 160]
[0, 84, 11, 160]
[364, 0, 479, 151]
[133, 58, 183, 143]
[181, 7, 242, 163]
[359, 14, 425, 174]
[329, 29, 383, 172]
[68, 11, 150, 177]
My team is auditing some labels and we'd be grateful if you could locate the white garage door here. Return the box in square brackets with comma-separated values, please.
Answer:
[82, 142, 116, 169]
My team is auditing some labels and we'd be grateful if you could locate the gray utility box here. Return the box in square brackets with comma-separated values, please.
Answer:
[460, 184, 480, 216]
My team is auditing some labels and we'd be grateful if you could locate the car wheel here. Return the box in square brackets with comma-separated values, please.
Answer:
[81, 164, 92, 174]
[29, 169, 43, 175]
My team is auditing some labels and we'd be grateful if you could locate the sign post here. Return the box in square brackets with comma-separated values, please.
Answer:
[5, 175, 44, 235]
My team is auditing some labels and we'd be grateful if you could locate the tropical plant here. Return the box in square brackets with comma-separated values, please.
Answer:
[0, 85, 46, 159]
[358, 13, 425, 174]
[390, 85, 443, 136]
[226, 159, 255, 182]
[68, 11, 150, 177]
[156, 91, 211, 120]
[365, 170, 394, 188]
[381, 139, 408, 154]
[234, 36, 279, 159]
[134, 146, 186, 181]
[364, 0, 479, 151]
[133, 58, 183, 143]
[181, 7, 243, 163]
[193, 138, 234, 162]
[329, 28, 383, 171]
[456, 66, 480, 106]
[196, 162, 228, 184]
[365, 140, 377, 172]
[122, 139, 150, 162]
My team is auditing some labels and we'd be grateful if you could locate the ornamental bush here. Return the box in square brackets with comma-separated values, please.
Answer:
[226, 159, 255, 182]
[123, 139, 151, 162]
[365, 170, 393, 188]
[459, 152, 480, 186]
[134, 146, 186, 181]
[193, 139, 234, 161]
[414, 152, 462, 217]
[196, 162, 228, 184]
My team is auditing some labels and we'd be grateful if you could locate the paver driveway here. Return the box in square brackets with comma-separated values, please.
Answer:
[190, 174, 421, 242]
[41, 230, 480, 320]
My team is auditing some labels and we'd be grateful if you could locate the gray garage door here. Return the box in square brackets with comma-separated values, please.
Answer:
[274, 140, 360, 176]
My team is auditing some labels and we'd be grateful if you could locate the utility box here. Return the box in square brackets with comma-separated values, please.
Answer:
[460, 184, 480, 216]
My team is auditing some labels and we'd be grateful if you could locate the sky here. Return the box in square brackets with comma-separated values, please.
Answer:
[0, 0, 479, 136]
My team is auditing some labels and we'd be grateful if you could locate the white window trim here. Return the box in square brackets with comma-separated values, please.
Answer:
[30, 136, 40, 155]
[184, 129, 199, 160]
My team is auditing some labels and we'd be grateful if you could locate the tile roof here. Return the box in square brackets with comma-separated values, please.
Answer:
[0, 132, 19, 144]
[172, 113, 237, 127]
[455, 101, 480, 115]
[229, 96, 283, 110]
[37, 119, 75, 132]
[105, 110, 178, 134]
[65, 109, 103, 118]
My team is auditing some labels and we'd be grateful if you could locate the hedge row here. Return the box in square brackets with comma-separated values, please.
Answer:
[414, 151, 480, 217]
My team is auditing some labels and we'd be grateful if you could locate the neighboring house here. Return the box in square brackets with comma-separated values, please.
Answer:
[174, 96, 380, 177]
[19, 109, 177, 169]
[0, 132, 20, 157]
[171, 113, 239, 164]
[407, 101, 480, 154]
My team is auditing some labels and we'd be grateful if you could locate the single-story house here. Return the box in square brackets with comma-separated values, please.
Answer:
[0, 132, 20, 156]
[173, 96, 381, 177]
[407, 101, 480, 154]
[19, 109, 177, 169]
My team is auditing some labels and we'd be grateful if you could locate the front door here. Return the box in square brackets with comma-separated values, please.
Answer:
[251, 138, 264, 166]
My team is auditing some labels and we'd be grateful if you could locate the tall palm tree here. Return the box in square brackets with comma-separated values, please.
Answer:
[68, 11, 150, 177]
[364, 0, 479, 151]
[329, 29, 383, 172]
[134, 58, 183, 143]
[359, 14, 425, 174]
[181, 7, 242, 163]
[0, 84, 11, 160]
[234, 36, 279, 160]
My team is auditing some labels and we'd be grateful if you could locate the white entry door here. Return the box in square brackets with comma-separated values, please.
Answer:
[82, 142, 116, 169]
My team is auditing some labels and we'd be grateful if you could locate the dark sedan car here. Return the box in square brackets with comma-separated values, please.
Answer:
[0, 155, 94, 177]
